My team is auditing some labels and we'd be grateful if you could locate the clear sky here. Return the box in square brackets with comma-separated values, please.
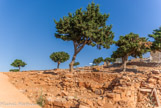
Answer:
[0, 0, 161, 72]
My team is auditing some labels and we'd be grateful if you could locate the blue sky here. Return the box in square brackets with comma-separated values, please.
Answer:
[0, 0, 161, 72]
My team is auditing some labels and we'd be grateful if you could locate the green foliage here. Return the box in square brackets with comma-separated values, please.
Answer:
[112, 33, 149, 59]
[54, 2, 114, 49]
[54, 2, 114, 71]
[9, 69, 19, 72]
[104, 57, 116, 63]
[50, 51, 70, 68]
[149, 27, 161, 51]
[111, 33, 149, 71]
[11, 59, 27, 71]
[73, 62, 80, 67]
[36, 89, 45, 107]
[93, 57, 104, 66]
[50, 52, 70, 63]
[11, 59, 26, 67]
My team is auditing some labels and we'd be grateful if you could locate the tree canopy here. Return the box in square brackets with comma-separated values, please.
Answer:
[93, 57, 104, 66]
[50, 52, 70, 69]
[112, 33, 150, 71]
[149, 27, 161, 52]
[104, 57, 116, 63]
[11, 59, 27, 71]
[54, 2, 114, 72]
[73, 62, 80, 67]
[9, 69, 19, 72]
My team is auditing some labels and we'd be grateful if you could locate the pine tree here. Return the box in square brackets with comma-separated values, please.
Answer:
[104, 57, 115, 65]
[11, 59, 27, 71]
[93, 57, 104, 66]
[112, 33, 150, 72]
[50, 52, 70, 69]
[149, 27, 161, 51]
[54, 2, 114, 72]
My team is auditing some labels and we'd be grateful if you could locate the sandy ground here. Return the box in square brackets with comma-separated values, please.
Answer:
[0, 72, 41, 108]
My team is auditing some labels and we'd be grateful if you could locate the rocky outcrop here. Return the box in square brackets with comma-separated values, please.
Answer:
[5, 65, 161, 108]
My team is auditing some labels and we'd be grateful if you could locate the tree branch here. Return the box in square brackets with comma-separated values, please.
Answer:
[75, 40, 87, 54]
[73, 41, 78, 54]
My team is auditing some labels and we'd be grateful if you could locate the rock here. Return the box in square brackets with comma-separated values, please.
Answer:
[67, 96, 75, 100]
[158, 80, 161, 85]
[103, 103, 114, 108]
[53, 98, 67, 107]
[114, 93, 121, 101]
[152, 70, 160, 74]
[97, 97, 106, 106]
[89, 82, 102, 92]
[65, 73, 73, 78]
[79, 98, 93, 107]
[95, 89, 103, 95]
[153, 75, 160, 80]
[106, 92, 115, 98]
[148, 78, 156, 84]
[78, 81, 85, 88]
[61, 91, 68, 96]
[79, 104, 90, 108]
[85, 99, 93, 107]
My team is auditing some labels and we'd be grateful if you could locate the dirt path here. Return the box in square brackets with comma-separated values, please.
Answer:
[0, 73, 41, 108]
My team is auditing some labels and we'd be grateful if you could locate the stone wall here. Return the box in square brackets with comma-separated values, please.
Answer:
[150, 51, 161, 63]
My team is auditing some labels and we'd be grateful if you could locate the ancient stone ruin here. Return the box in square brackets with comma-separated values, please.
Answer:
[4, 62, 161, 108]
[150, 51, 161, 63]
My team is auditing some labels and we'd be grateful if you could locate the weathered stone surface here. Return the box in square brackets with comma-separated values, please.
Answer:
[79, 104, 90, 108]
[152, 70, 160, 74]
[5, 62, 161, 108]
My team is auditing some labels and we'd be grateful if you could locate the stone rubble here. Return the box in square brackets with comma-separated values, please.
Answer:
[5, 62, 161, 108]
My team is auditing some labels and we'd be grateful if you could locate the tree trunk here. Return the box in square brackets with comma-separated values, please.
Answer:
[122, 56, 128, 72]
[107, 62, 111, 66]
[69, 53, 77, 72]
[57, 62, 60, 69]
[69, 41, 86, 72]
[104, 62, 107, 66]
[19, 66, 21, 72]
[69, 41, 87, 72]
[123, 60, 127, 72]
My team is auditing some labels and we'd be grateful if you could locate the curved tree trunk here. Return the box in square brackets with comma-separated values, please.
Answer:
[69, 41, 86, 72]
[69, 53, 77, 72]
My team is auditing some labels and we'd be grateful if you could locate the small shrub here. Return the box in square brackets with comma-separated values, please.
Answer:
[92, 66, 101, 72]
[9, 69, 19, 72]
[36, 90, 45, 107]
